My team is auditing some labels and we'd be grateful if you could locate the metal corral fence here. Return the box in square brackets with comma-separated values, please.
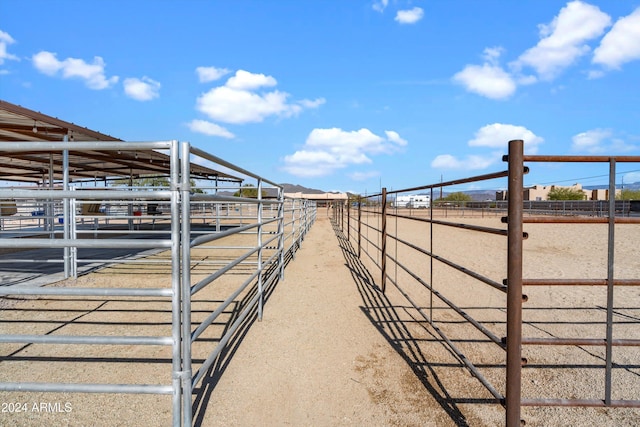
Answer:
[422, 200, 634, 218]
[333, 140, 640, 426]
[0, 140, 316, 426]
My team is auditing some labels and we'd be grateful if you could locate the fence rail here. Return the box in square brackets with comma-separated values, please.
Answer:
[0, 140, 316, 426]
[333, 140, 639, 426]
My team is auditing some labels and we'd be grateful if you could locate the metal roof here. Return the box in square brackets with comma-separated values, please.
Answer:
[0, 100, 241, 184]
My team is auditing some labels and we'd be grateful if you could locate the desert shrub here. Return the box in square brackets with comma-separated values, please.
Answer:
[617, 189, 640, 200]
[547, 187, 586, 200]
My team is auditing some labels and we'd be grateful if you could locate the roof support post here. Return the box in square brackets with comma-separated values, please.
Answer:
[62, 136, 70, 279]
[180, 141, 193, 427]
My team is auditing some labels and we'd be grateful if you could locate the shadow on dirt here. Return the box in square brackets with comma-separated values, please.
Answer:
[330, 219, 500, 427]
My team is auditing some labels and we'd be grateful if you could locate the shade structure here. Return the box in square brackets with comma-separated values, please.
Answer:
[0, 100, 241, 184]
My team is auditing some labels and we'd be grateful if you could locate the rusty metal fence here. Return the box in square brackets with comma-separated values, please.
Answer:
[333, 140, 640, 426]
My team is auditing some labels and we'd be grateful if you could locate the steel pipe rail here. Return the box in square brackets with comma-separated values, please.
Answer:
[0, 287, 173, 297]
[0, 335, 173, 346]
[191, 291, 261, 388]
[189, 222, 259, 247]
[190, 246, 260, 296]
[190, 268, 261, 342]
[1, 138, 318, 426]
[0, 189, 173, 200]
[0, 382, 174, 394]
[190, 193, 282, 204]
[0, 238, 171, 249]
[189, 145, 282, 188]
[1, 140, 173, 152]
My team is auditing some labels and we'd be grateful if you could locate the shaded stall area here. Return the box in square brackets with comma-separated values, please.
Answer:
[0, 102, 317, 426]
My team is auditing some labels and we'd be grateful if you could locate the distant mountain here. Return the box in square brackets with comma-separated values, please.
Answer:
[625, 182, 640, 190]
[584, 182, 640, 191]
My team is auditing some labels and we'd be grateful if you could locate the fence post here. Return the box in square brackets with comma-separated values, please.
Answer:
[506, 139, 524, 426]
[604, 158, 616, 405]
[278, 187, 285, 280]
[357, 199, 362, 257]
[381, 187, 387, 293]
[180, 141, 193, 427]
[257, 178, 264, 321]
[291, 199, 297, 258]
[347, 199, 350, 241]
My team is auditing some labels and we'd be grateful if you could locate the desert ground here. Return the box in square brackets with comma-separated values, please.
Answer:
[0, 211, 639, 426]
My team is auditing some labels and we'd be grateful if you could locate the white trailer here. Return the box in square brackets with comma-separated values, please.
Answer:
[395, 194, 430, 209]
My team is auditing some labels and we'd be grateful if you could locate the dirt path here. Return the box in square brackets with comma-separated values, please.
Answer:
[194, 215, 490, 427]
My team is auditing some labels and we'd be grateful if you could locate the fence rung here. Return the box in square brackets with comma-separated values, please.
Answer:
[521, 279, 640, 287]
[0, 334, 173, 346]
[521, 398, 640, 408]
[0, 287, 173, 297]
[521, 337, 640, 346]
[0, 382, 173, 394]
[522, 216, 640, 224]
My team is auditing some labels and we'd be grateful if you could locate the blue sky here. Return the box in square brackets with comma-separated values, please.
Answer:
[2, 0, 640, 193]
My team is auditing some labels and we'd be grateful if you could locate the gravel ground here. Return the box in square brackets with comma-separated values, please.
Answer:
[1, 214, 639, 426]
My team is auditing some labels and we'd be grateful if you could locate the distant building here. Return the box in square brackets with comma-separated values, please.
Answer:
[496, 183, 620, 201]
[394, 194, 431, 208]
[283, 192, 348, 208]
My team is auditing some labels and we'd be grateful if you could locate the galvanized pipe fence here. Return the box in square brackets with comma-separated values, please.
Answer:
[333, 140, 640, 426]
[0, 140, 316, 426]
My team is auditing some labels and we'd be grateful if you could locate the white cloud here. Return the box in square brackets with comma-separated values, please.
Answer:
[587, 69, 605, 79]
[196, 66, 231, 83]
[385, 130, 408, 146]
[298, 98, 326, 109]
[198, 86, 296, 124]
[469, 123, 544, 153]
[432, 123, 543, 171]
[623, 171, 640, 184]
[395, 7, 424, 24]
[0, 30, 19, 65]
[349, 171, 380, 181]
[453, 47, 517, 99]
[592, 7, 640, 70]
[187, 119, 235, 139]
[513, 1, 611, 80]
[572, 129, 638, 153]
[281, 150, 342, 178]
[282, 128, 407, 177]
[453, 63, 516, 100]
[226, 69, 277, 90]
[123, 76, 160, 101]
[32, 51, 60, 75]
[431, 154, 496, 170]
[372, 0, 388, 13]
[32, 51, 118, 89]
[196, 69, 323, 124]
